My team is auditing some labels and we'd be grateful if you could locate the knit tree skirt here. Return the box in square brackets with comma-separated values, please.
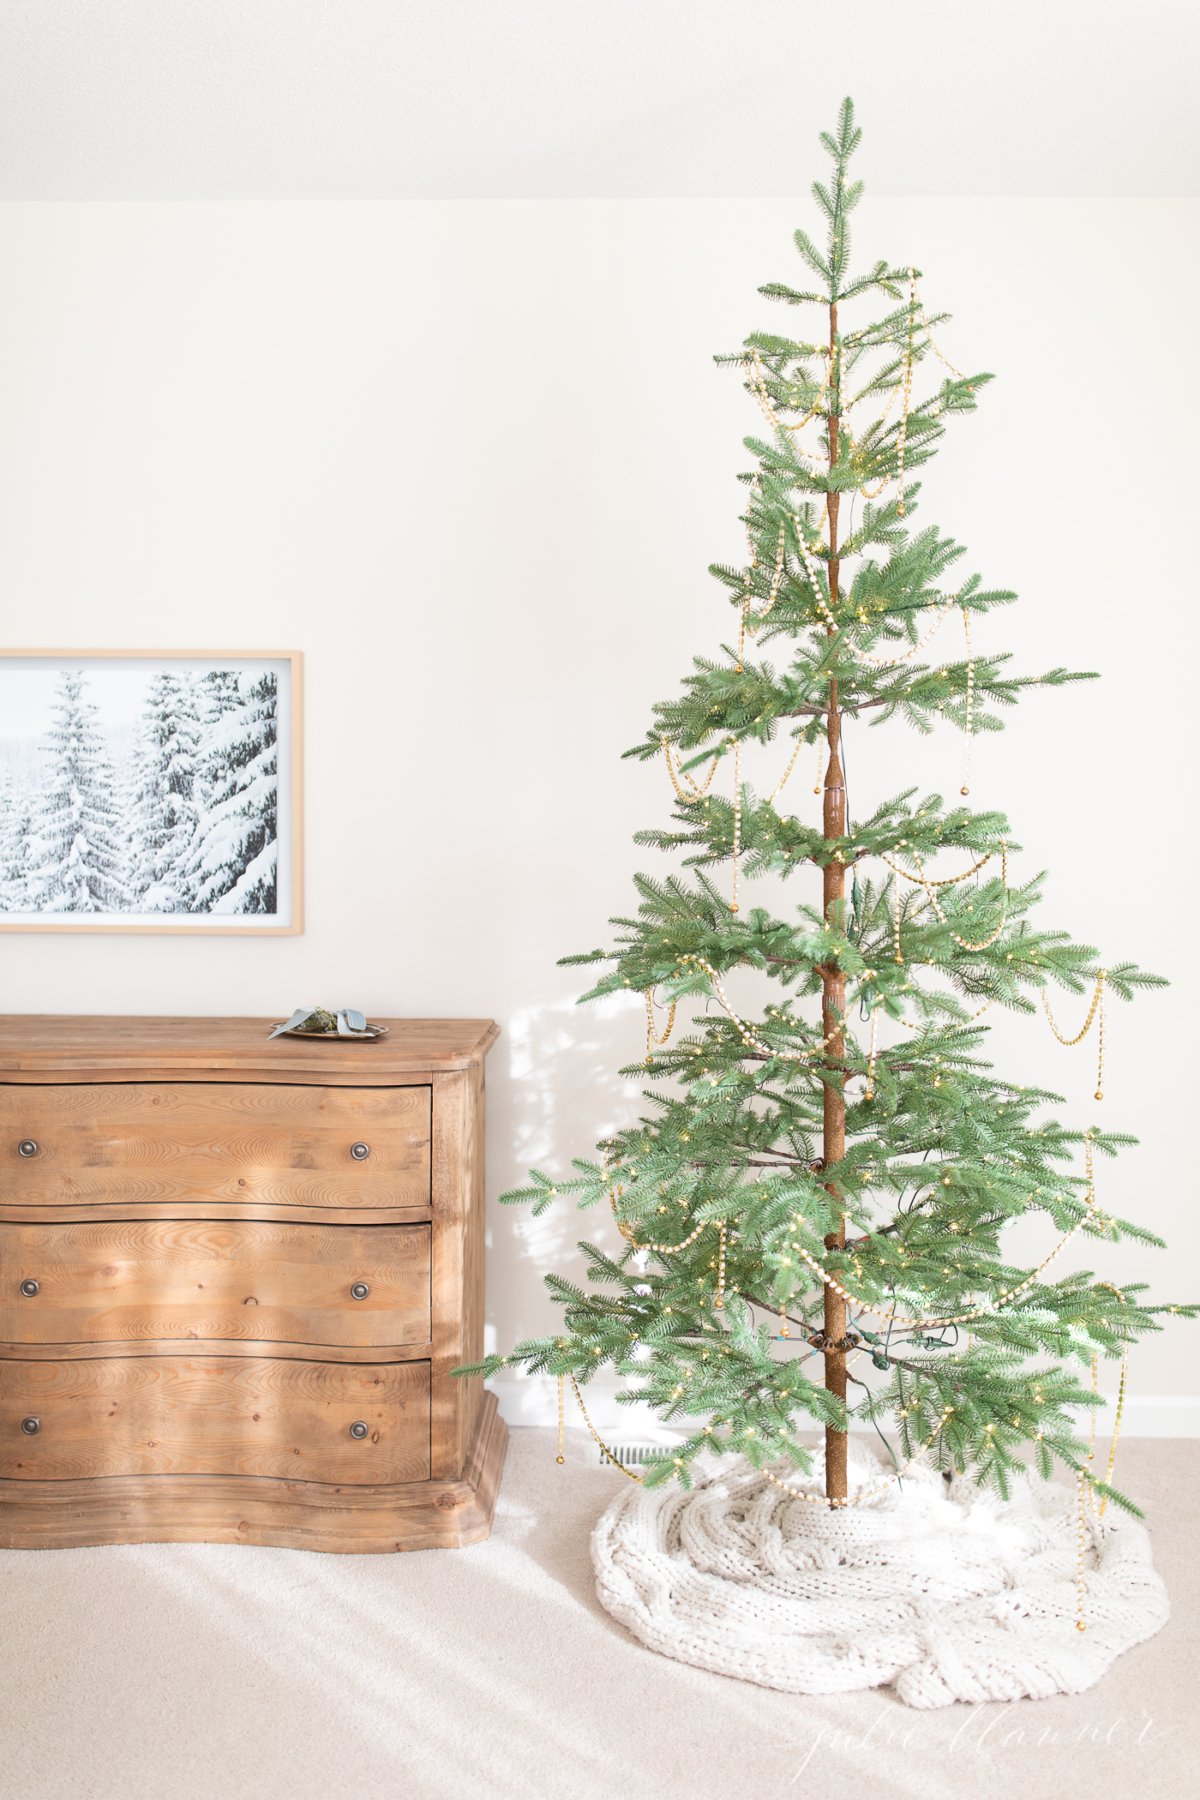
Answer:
[591, 1443, 1169, 1707]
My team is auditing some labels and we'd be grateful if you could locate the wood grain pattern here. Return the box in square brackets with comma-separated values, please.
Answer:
[0, 1014, 500, 1551]
[0, 1355, 430, 1484]
[0, 1083, 431, 1212]
[0, 1388, 504, 1552]
[0, 1016, 500, 1077]
[0, 1219, 431, 1349]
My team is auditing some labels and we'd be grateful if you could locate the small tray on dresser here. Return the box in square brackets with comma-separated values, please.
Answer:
[0, 1014, 505, 1553]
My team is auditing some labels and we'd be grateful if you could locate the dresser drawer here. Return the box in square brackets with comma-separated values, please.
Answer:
[0, 1083, 431, 1212]
[0, 1220, 430, 1350]
[1, 1355, 430, 1484]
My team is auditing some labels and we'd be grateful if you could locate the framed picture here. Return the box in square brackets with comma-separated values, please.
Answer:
[0, 650, 303, 935]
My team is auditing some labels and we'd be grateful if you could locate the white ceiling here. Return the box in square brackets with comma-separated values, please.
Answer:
[0, 0, 1196, 200]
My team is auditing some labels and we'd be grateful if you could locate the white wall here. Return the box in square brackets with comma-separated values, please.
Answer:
[0, 197, 1195, 1431]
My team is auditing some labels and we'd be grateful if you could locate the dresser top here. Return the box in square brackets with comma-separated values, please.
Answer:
[0, 1015, 500, 1077]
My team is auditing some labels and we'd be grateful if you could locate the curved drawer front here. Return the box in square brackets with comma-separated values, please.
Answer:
[0, 1220, 430, 1349]
[0, 1083, 431, 1212]
[1, 1355, 430, 1484]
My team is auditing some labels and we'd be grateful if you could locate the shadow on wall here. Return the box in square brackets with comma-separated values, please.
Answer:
[487, 987, 641, 1334]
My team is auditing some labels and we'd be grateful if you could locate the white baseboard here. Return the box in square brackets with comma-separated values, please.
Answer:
[488, 1374, 1200, 1441]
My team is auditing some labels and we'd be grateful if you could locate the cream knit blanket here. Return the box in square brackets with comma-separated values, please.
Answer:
[591, 1443, 1168, 1707]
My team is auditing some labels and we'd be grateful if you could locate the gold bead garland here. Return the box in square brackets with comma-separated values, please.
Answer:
[909, 841, 1010, 953]
[644, 989, 678, 1065]
[894, 269, 917, 517]
[853, 270, 918, 507]
[880, 846, 994, 889]
[789, 1133, 1099, 1332]
[960, 606, 976, 795]
[605, 1148, 729, 1310]
[863, 1007, 879, 1101]
[853, 594, 957, 669]
[915, 292, 969, 382]
[1042, 970, 1107, 1102]
[767, 733, 807, 807]
[1075, 1469, 1090, 1631]
[564, 1373, 646, 1482]
[745, 347, 832, 473]
[556, 1373, 566, 1464]
[730, 739, 743, 912]
[737, 515, 789, 671]
[662, 735, 724, 804]
[1085, 1283, 1129, 1523]
[794, 519, 965, 676]
[678, 953, 838, 1063]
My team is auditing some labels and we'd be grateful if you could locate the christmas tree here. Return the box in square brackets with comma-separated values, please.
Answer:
[474, 101, 1194, 1514]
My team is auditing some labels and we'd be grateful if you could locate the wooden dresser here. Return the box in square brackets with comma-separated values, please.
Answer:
[0, 1015, 505, 1552]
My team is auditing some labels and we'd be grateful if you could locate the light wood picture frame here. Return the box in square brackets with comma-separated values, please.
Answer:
[0, 650, 303, 935]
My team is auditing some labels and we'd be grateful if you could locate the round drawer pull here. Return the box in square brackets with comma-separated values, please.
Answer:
[19, 1278, 39, 1298]
[349, 1420, 369, 1440]
[20, 1417, 40, 1436]
[350, 1282, 370, 1300]
[17, 1140, 38, 1158]
[350, 1142, 371, 1161]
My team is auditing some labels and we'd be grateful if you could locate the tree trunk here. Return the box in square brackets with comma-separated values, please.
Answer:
[821, 299, 849, 1503]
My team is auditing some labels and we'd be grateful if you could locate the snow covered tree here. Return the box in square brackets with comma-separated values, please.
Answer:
[26, 670, 127, 914]
[187, 671, 278, 914]
[0, 772, 36, 911]
[473, 101, 1195, 1515]
[126, 672, 202, 911]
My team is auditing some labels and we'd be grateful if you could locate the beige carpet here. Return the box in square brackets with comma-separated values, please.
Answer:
[1, 1430, 1197, 1800]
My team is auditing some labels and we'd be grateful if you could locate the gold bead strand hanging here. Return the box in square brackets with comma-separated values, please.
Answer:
[644, 989, 678, 1067]
[895, 269, 918, 517]
[908, 841, 1010, 953]
[767, 733, 807, 809]
[739, 518, 789, 672]
[1042, 969, 1107, 1102]
[1088, 1282, 1129, 1520]
[556, 1373, 567, 1464]
[662, 736, 724, 805]
[880, 845, 995, 889]
[863, 1007, 879, 1101]
[729, 738, 743, 912]
[677, 954, 839, 1065]
[960, 606, 976, 796]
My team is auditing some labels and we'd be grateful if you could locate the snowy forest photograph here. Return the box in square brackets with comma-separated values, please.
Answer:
[0, 653, 300, 931]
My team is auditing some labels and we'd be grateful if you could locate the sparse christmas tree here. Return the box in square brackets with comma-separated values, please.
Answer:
[127, 671, 202, 911]
[187, 671, 278, 914]
[474, 100, 1195, 1540]
[26, 669, 126, 914]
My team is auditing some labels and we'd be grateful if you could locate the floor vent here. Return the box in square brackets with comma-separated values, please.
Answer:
[598, 1444, 674, 1467]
